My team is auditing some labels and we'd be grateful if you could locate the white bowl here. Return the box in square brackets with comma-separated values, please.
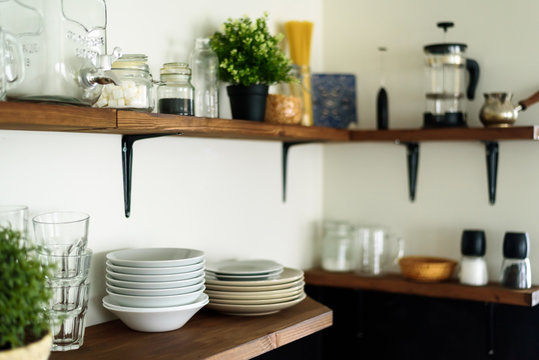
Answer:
[106, 260, 205, 275]
[106, 268, 204, 282]
[106, 286, 205, 308]
[102, 293, 209, 332]
[106, 280, 204, 296]
[107, 248, 205, 268]
[105, 274, 204, 289]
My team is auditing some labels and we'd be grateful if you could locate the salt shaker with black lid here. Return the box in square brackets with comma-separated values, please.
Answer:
[500, 232, 531, 289]
[459, 230, 488, 286]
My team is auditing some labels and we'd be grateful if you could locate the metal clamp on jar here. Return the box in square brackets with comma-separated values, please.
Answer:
[423, 22, 480, 128]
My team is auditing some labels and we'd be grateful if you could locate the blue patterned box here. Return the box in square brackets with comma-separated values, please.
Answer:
[311, 73, 358, 129]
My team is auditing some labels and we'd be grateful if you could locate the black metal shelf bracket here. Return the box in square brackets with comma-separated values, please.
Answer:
[400, 142, 420, 202]
[282, 141, 314, 202]
[485, 141, 499, 205]
[122, 133, 182, 218]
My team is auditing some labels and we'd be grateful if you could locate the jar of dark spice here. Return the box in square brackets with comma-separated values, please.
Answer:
[500, 232, 531, 289]
[157, 62, 194, 115]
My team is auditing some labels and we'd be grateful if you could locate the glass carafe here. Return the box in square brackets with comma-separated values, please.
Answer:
[0, 0, 120, 105]
[423, 22, 479, 128]
[353, 225, 404, 276]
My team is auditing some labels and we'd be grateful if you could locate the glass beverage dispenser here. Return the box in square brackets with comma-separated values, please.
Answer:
[423, 22, 479, 128]
[0, 0, 120, 106]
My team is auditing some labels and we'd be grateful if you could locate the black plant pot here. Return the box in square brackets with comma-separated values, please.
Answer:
[226, 84, 269, 122]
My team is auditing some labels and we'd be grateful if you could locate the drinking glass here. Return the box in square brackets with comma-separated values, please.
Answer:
[353, 225, 404, 276]
[0, 205, 29, 238]
[39, 248, 92, 283]
[48, 281, 90, 351]
[33, 211, 89, 256]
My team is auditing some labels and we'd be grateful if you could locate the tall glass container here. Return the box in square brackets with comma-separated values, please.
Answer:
[190, 38, 219, 118]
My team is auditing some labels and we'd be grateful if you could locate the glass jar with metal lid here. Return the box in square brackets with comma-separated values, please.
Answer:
[94, 54, 154, 111]
[156, 62, 194, 116]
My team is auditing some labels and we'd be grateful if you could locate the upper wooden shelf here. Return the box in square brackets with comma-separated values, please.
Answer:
[50, 297, 332, 360]
[1, 101, 538, 142]
[304, 268, 539, 307]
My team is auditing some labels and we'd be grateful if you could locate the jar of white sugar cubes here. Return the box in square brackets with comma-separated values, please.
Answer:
[94, 54, 154, 111]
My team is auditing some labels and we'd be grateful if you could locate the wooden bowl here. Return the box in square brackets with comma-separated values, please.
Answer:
[398, 256, 458, 282]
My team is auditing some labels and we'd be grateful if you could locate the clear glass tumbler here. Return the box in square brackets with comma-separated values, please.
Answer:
[48, 281, 90, 351]
[0, 205, 29, 239]
[32, 211, 90, 256]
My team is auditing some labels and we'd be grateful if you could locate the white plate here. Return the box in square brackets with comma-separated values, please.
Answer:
[105, 274, 204, 289]
[205, 259, 283, 275]
[106, 268, 204, 282]
[106, 280, 204, 296]
[204, 268, 283, 281]
[106, 260, 204, 275]
[209, 292, 304, 305]
[205, 293, 306, 316]
[106, 286, 205, 308]
[106, 248, 205, 268]
[204, 267, 303, 287]
[205, 278, 304, 292]
[102, 293, 208, 332]
[205, 283, 304, 300]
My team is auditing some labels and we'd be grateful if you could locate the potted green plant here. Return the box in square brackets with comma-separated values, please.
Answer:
[210, 12, 293, 121]
[0, 227, 53, 360]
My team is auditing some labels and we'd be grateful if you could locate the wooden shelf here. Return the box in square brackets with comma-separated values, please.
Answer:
[1, 101, 538, 142]
[50, 297, 332, 360]
[304, 268, 539, 307]
[349, 126, 539, 142]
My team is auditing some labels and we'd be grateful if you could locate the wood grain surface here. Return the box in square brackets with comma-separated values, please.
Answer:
[305, 268, 539, 307]
[0, 101, 116, 131]
[50, 297, 332, 360]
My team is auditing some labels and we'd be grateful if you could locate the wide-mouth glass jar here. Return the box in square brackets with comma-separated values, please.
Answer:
[157, 62, 194, 116]
[94, 54, 154, 111]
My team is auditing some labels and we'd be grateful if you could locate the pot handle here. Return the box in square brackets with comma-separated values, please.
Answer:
[466, 59, 480, 100]
[518, 90, 539, 111]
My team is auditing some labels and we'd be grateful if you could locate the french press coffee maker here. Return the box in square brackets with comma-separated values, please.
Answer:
[423, 22, 480, 128]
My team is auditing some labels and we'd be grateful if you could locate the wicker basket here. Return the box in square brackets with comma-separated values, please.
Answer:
[398, 256, 458, 282]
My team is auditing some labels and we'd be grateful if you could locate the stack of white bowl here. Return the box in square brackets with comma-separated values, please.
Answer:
[204, 259, 306, 316]
[102, 248, 208, 332]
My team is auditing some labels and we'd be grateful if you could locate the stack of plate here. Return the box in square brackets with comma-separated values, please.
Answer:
[204, 259, 306, 316]
[102, 248, 209, 332]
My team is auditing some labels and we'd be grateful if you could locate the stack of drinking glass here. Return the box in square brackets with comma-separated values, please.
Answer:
[32, 211, 92, 352]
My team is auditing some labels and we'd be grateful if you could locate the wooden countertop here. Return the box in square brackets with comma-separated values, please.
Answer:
[50, 296, 332, 360]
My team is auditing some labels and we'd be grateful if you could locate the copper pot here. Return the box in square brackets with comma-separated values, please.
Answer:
[479, 90, 539, 127]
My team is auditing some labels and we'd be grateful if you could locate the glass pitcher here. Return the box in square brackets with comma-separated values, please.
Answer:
[353, 225, 404, 276]
[0, 26, 25, 101]
[0, 0, 120, 105]
[423, 22, 479, 128]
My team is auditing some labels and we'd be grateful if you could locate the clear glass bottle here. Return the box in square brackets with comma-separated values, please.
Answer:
[156, 62, 194, 116]
[94, 54, 154, 111]
[189, 38, 219, 118]
[321, 221, 353, 272]
[459, 230, 488, 286]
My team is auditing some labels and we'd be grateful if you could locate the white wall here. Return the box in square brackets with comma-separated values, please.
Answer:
[0, 0, 324, 325]
[322, 0, 539, 281]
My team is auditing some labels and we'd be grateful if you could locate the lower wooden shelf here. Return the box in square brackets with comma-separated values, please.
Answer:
[304, 268, 539, 307]
[50, 296, 332, 360]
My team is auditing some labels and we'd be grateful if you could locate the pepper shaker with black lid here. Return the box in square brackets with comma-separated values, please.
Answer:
[500, 232, 531, 289]
[459, 230, 488, 286]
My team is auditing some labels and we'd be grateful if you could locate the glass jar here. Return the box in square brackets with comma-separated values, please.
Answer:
[94, 54, 154, 111]
[321, 221, 353, 272]
[156, 62, 194, 116]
